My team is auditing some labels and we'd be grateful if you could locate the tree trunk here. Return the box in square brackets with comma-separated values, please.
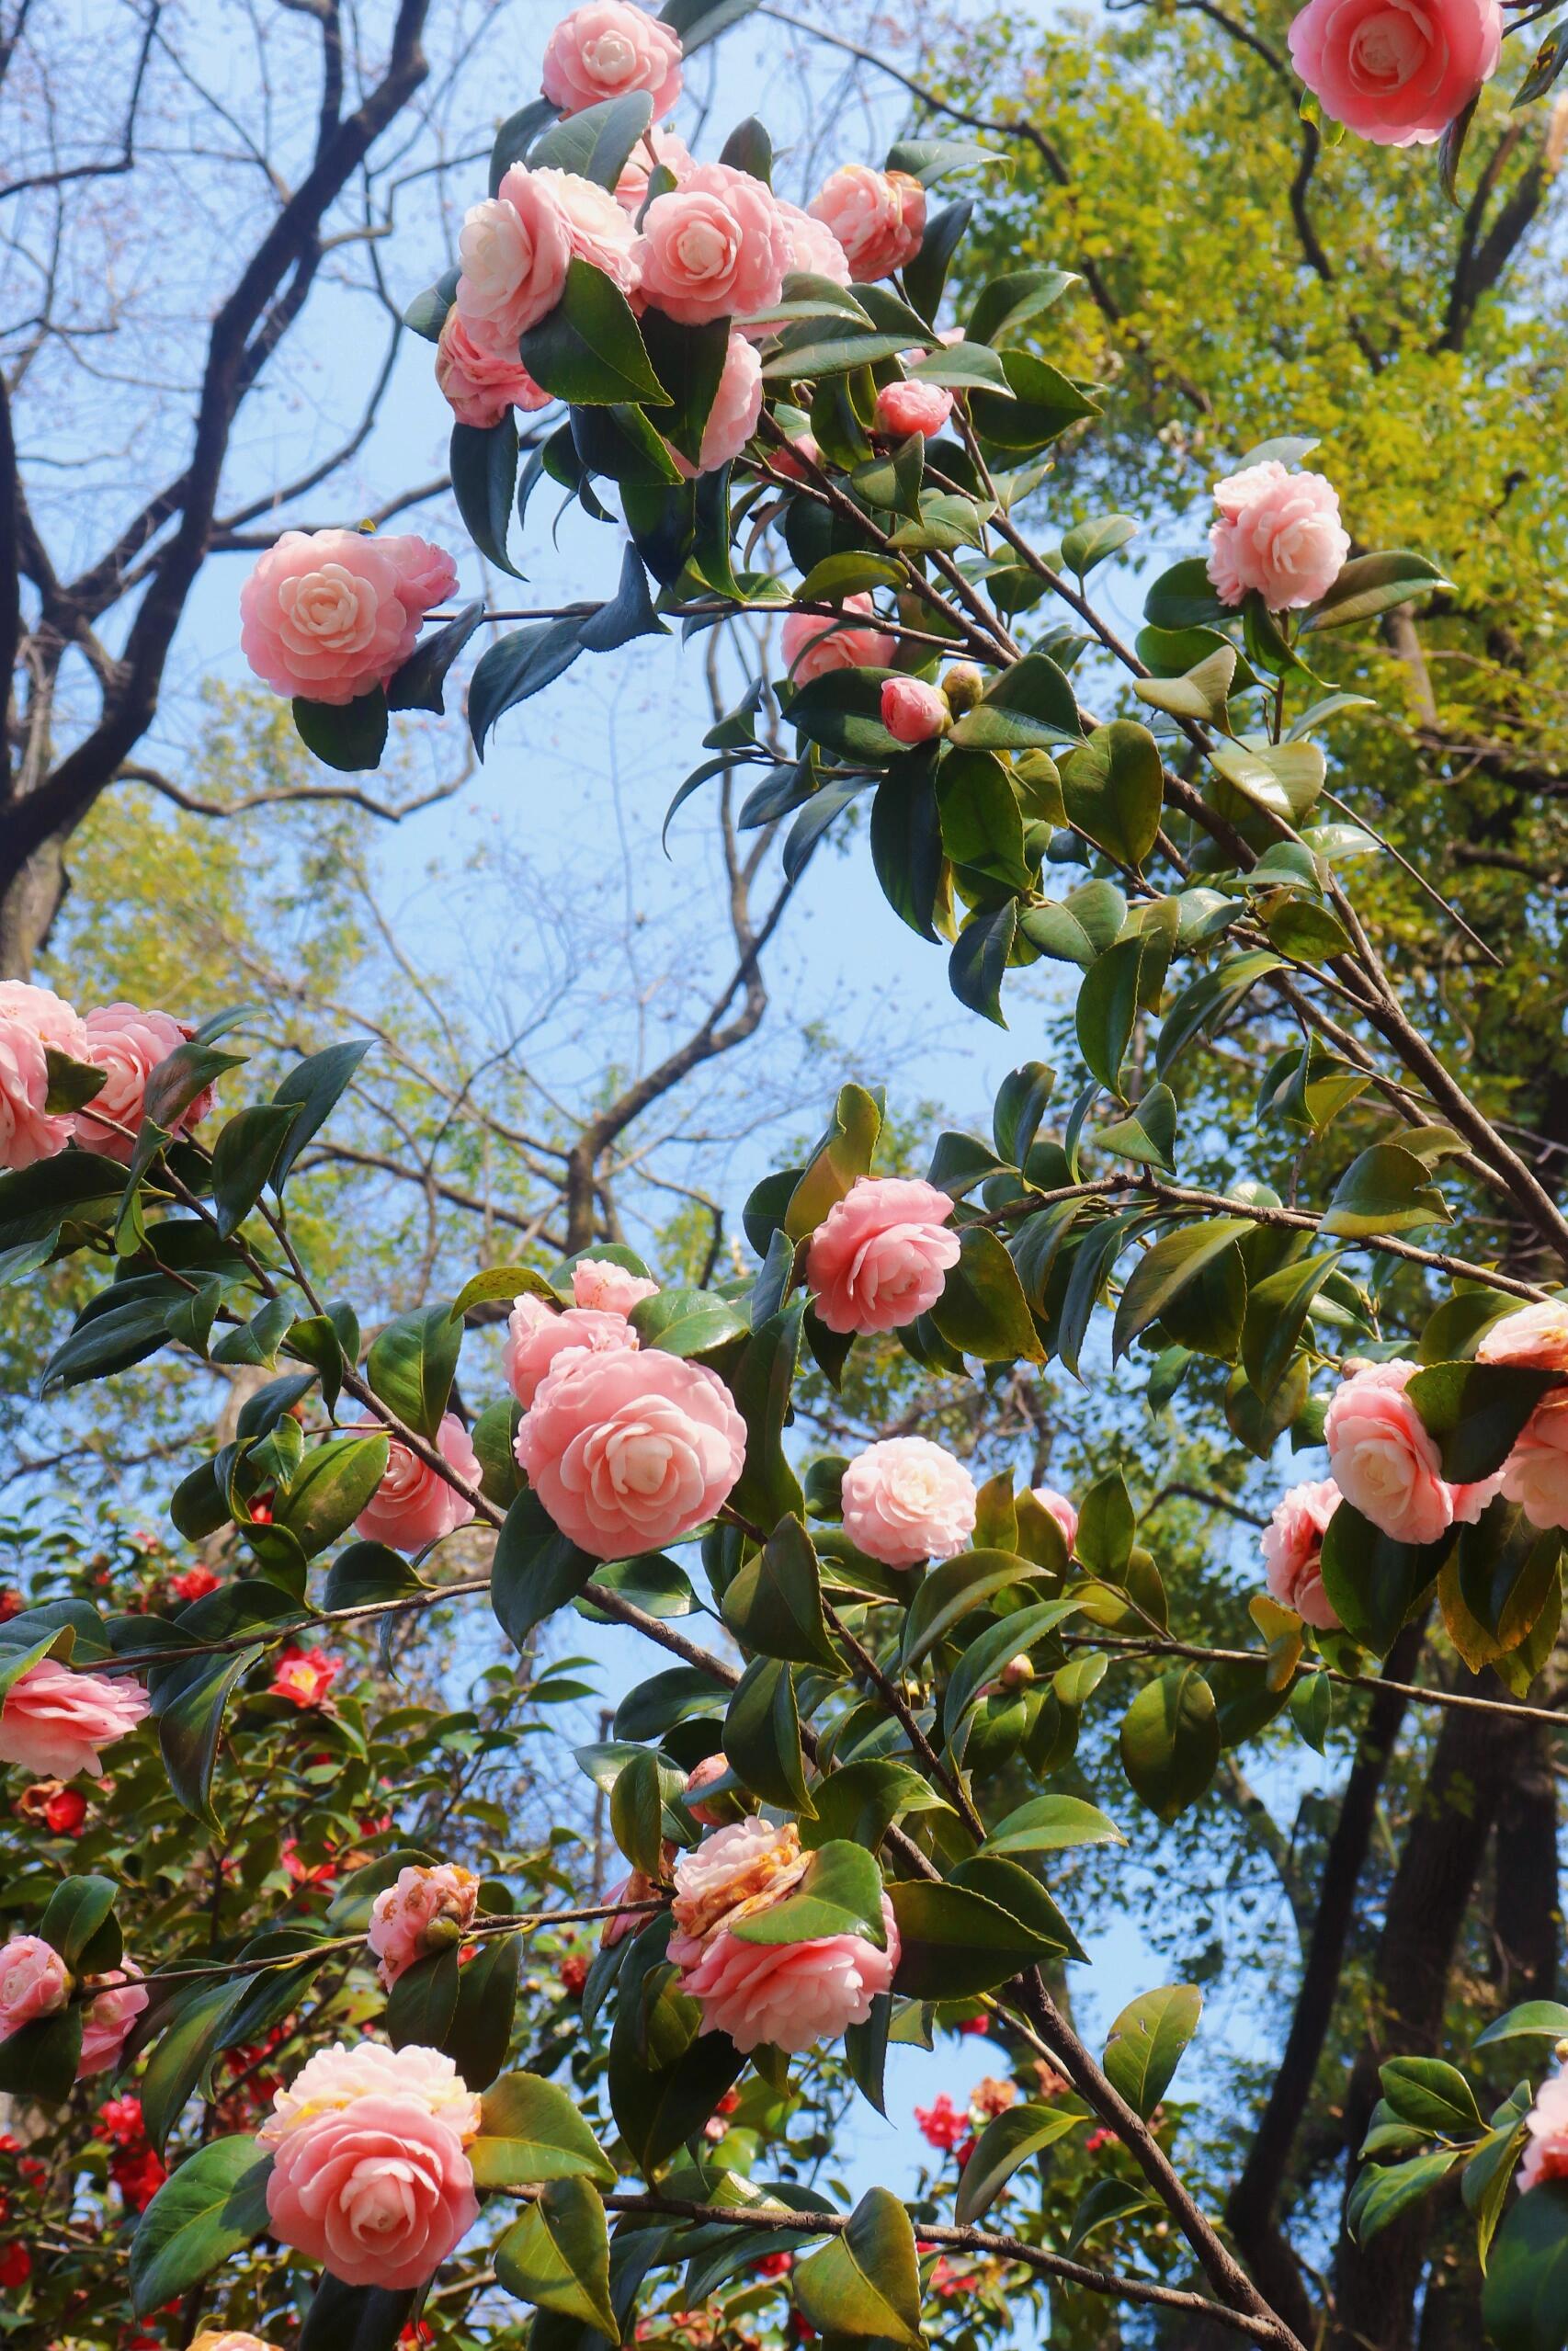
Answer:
[0, 833, 68, 980]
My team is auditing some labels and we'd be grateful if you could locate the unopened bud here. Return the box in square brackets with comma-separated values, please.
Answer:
[999, 1654, 1036, 1691]
[942, 662, 985, 716]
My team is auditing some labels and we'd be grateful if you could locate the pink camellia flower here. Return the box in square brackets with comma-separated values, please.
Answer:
[636, 163, 792, 325]
[190, 2334, 283, 2351]
[777, 199, 852, 287]
[504, 1294, 640, 1409]
[1031, 1485, 1079, 1553]
[672, 333, 763, 476]
[541, 1, 684, 119]
[0, 1661, 149, 1779]
[527, 165, 641, 295]
[261, 2042, 480, 2292]
[1324, 1358, 1454, 1546]
[515, 1346, 746, 1559]
[0, 1936, 71, 2038]
[381, 537, 459, 619]
[808, 165, 926, 282]
[805, 1176, 960, 1335]
[1500, 1421, 1568, 1532]
[367, 1865, 480, 1992]
[239, 529, 418, 706]
[600, 1863, 663, 1947]
[781, 593, 897, 685]
[572, 1257, 659, 1315]
[1519, 2060, 1568, 2191]
[73, 1005, 212, 1162]
[0, 981, 90, 1172]
[352, 1414, 479, 1552]
[767, 432, 822, 483]
[1205, 461, 1350, 611]
[684, 1753, 733, 1826]
[437, 312, 554, 428]
[259, 2039, 482, 2148]
[615, 126, 694, 215]
[841, 1436, 977, 1567]
[1261, 1478, 1343, 1631]
[668, 1819, 899, 2053]
[1478, 1300, 1568, 1382]
[77, 1963, 149, 2079]
[880, 676, 950, 747]
[1287, 0, 1502, 144]
[455, 176, 573, 355]
[875, 380, 953, 440]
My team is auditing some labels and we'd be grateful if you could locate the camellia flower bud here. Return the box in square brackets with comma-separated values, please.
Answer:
[999, 1654, 1036, 1691]
[941, 662, 985, 716]
[881, 676, 950, 746]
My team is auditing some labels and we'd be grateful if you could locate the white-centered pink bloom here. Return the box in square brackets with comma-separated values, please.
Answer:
[669, 1820, 898, 2053]
[541, 1, 684, 119]
[571, 1257, 659, 1315]
[528, 165, 641, 295]
[672, 333, 763, 476]
[1287, 0, 1503, 144]
[0, 1936, 70, 2037]
[1261, 1478, 1343, 1630]
[503, 1294, 640, 1409]
[239, 529, 441, 704]
[351, 1414, 480, 1552]
[781, 593, 897, 685]
[636, 162, 791, 324]
[435, 311, 553, 427]
[0, 981, 90, 1171]
[77, 1963, 148, 2078]
[367, 1865, 480, 1991]
[777, 199, 852, 287]
[1206, 461, 1349, 610]
[880, 676, 950, 747]
[73, 1005, 212, 1163]
[0, 1661, 149, 1779]
[875, 380, 953, 440]
[1031, 1485, 1079, 1554]
[807, 165, 926, 282]
[841, 1436, 977, 1567]
[455, 175, 574, 355]
[1323, 1358, 1454, 1546]
[805, 1176, 960, 1335]
[1521, 2060, 1568, 2191]
[514, 1346, 746, 1559]
[265, 2086, 479, 2290]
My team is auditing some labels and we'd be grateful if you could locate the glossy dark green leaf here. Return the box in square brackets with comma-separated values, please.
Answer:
[521, 256, 668, 405]
[493, 1490, 598, 1655]
[723, 1655, 812, 1813]
[471, 2071, 618, 2188]
[1119, 1668, 1220, 1822]
[1320, 1499, 1451, 1658]
[731, 1840, 885, 1948]
[129, 2135, 273, 2315]
[1112, 1218, 1252, 1359]
[901, 1547, 1041, 1670]
[1408, 1361, 1564, 1483]
[888, 1878, 1064, 1997]
[292, 689, 388, 773]
[955, 2100, 1085, 2223]
[793, 2186, 922, 2348]
[950, 897, 1017, 1027]
[1102, 1982, 1202, 2116]
[931, 1224, 1042, 1363]
[728, 1299, 806, 1528]
[495, 2177, 619, 2336]
[271, 1039, 371, 1187]
[366, 1304, 460, 1442]
[450, 414, 521, 574]
[721, 1515, 843, 1669]
[1061, 719, 1164, 869]
[529, 89, 653, 186]
[470, 618, 585, 754]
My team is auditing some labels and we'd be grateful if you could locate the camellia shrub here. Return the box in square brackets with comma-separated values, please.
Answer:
[4, 1, 1568, 2347]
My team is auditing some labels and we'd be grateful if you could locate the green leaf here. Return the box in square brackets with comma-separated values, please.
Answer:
[981, 1792, 1126, 1858]
[904, 197, 974, 324]
[1242, 1248, 1341, 1403]
[450, 415, 521, 574]
[129, 2136, 274, 2316]
[1061, 720, 1164, 870]
[608, 1922, 745, 2170]
[950, 898, 1017, 1027]
[793, 2187, 922, 2348]
[0, 2005, 83, 2102]
[728, 1299, 806, 1528]
[888, 1878, 1065, 1998]
[1094, 1083, 1177, 1173]
[471, 2071, 618, 2189]
[1119, 1668, 1220, 1822]
[949, 654, 1080, 751]
[493, 1490, 597, 1654]
[1408, 1362, 1564, 1483]
[1441, 1501, 1561, 1672]
[271, 1039, 370, 1187]
[1076, 931, 1170, 1098]
[387, 1945, 461, 2053]
[1322, 1143, 1449, 1239]
[42, 1047, 107, 1115]
[1301, 550, 1449, 633]
[723, 1656, 812, 1813]
[967, 265, 1077, 346]
[1513, 17, 1568, 103]
[931, 1224, 1042, 1363]
[366, 1302, 461, 1440]
[994, 1061, 1057, 1165]
[1465, 2084, 1534, 2270]
[1290, 1669, 1334, 1753]
[495, 2176, 619, 2338]
[802, 1757, 953, 1852]
[940, 1596, 1076, 1758]
[786, 1082, 883, 1241]
[1135, 643, 1237, 722]
[1112, 1218, 1252, 1359]
[386, 599, 485, 715]
[1475, 2001, 1568, 2053]
[1352, 2147, 1463, 2244]
[627, 1287, 748, 1357]
[901, 1547, 1041, 1670]
[155, 1646, 266, 1828]
[1485, 2178, 1568, 2348]
[1320, 1499, 1451, 1658]
[299, 2278, 416, 2351]
[1143, 557, 1228, 631]
[1379, 2055, 1483, 2137]
[323, 1539, 426, 1613]
[521, 257, 669, 406]
[39, 1872, 118, 1967]
[722, 1515, 843, 1670]
[970, 348, 1098, 453]
[469, 619, 585, 754]
[141, 1977, 254, 2155]
[1103, 1983, 1202, 2118]
[956, 2101, 1085, 2223]
[1062, 513, 1139, 578]
[732, 1840, 886, 1948]
[292, 689, 388, 773]
[529, 89, 653, 186]
[610, 1748, 670, 1879]
[445, 1927, 521, 2092]
[937, 747, 1032, 888]
[276, 1433, 389, 1557]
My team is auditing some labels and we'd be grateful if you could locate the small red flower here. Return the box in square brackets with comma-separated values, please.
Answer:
[956, 2015, 990, 2036]
[109, 2145, 166, 2211]
[167, 1565, 221, 1603]
[558, 1954, 590, 1996]
[915, 2094, 968, 2152]
[0, 2242, 29, 2287]
[43, 1785, 88, 1835]
[281, 1836, 339, 1888]
[1085, 2127, 1117, 2154]
[269, 1644, 344, 1709]
[0, 2132, 19, 2154]
[953, 2133, 976, 2168]
[97, 2095, 145, 2148]
[0, 1591, 22, 1622]
[756, 2251, 792, 2279]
